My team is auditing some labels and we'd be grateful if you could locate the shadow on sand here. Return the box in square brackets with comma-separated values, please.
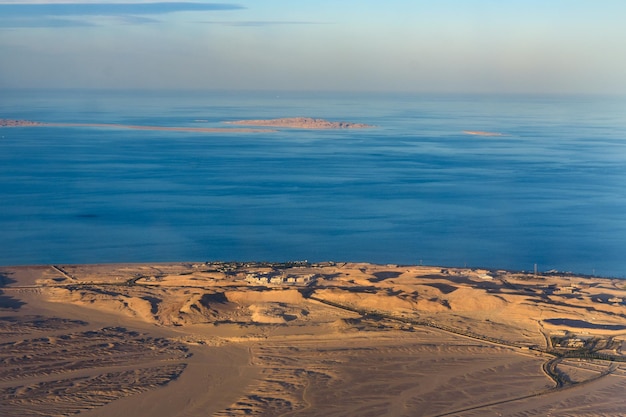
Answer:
[544, 318, 626, 331]
[0, 273, 26, 310]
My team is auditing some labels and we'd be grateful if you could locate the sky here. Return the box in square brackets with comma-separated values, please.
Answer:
[1, 0, 625, 94]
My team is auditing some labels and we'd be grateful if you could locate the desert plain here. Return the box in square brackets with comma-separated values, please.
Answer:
[1, 262, 625, 416]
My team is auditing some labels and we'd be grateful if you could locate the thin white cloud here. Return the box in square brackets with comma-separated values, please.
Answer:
[0, 2, 244, 14]
[198, 20, 328, 27]
[0, 1, 217, 3]
[0, 2, 244, 28]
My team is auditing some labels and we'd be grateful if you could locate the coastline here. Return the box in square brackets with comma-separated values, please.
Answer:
[48, 122, 274, 133]
[0, 119, 272, 133]
[225, 117, 375, 129]
[0, 117, 374, 132]
[2, 260, 625, 416]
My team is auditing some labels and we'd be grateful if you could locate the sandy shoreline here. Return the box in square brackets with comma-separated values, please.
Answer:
[1, 117, 373, 132]
[0, 119, 272, 133]
[225, 117, 374, 129]
[3, 118, 508, 136]
[49, 122, 274, 133]
[2, 261, 625, 416]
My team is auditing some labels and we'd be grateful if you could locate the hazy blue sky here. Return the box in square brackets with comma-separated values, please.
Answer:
[1, 0, 625, 93]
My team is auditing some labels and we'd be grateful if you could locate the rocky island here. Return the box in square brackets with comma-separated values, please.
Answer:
[0, 118, 42, 127]
[1, 117, 373, 132]
[225, 117, 374, 129]
[463, 130, 504, 136]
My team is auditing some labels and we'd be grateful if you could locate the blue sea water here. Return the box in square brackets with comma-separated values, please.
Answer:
[1, 90, 625, 277]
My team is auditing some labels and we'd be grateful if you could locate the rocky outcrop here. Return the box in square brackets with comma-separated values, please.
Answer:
[0, 118, 42, 127]
[226, 117, 374, 129]
[1, 117, 373, 131]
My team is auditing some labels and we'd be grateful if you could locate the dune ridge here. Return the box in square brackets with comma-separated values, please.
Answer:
[1, 262, 625, 416]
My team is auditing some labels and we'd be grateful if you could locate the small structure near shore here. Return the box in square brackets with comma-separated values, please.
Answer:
[245, 272, 317, 286]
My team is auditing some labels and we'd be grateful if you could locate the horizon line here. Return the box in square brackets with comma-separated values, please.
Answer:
[2, 87, 625, 98]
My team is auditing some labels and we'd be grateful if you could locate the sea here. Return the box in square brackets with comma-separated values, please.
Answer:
[1, 90, 625, 277]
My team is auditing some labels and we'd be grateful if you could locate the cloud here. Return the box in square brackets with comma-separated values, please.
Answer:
[198, 20, 327, 27]
[0, 2, 244, 16]
[0, 2, 243, 28]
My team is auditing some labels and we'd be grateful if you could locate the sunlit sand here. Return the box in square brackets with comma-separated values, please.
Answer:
[2, 262, 625, 416]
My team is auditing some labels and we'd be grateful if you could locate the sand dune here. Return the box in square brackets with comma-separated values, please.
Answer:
[1, 262, 625, 416]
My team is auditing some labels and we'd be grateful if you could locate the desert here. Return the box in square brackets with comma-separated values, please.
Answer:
[1, 262, 625, 416]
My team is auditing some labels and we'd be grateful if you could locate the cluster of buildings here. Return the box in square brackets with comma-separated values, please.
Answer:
[244, 272, 317, 286]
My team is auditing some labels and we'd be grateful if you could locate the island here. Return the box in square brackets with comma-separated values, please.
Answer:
[0, 118, 42, 127]
[0, 118, 271, 133]
[1, 117, 373, 132]
[2, 262, 625, 416]
[225, 117, 374, 129]
[463, 130, 504, 136]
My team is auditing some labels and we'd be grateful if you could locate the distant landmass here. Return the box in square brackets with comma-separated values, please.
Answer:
[0, 118, 269, 133]
[1, 117, 373, 132]
[0, 119, 42, 127]
[226, 117, 374, 129]
[463, 130, 504, 136]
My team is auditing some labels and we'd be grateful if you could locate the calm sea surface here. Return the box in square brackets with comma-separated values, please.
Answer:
[1, 90, 625, 277]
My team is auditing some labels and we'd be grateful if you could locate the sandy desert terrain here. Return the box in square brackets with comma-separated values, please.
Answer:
[1, 262, 625, 416]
